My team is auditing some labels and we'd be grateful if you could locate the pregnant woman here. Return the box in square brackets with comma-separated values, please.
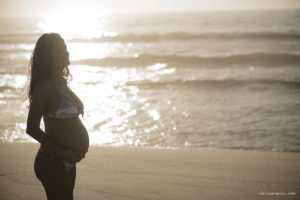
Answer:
[26, 33, 89, 200]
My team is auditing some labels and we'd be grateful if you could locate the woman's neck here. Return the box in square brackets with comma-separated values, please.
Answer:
[50, 77, 65, 86]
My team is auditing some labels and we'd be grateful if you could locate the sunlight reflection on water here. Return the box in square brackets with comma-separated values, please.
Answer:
[69, 63, 177, 146]
[37, 15, 105, 40]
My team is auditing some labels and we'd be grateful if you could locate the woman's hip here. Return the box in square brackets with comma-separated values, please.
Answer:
[34, 148, 76, 180]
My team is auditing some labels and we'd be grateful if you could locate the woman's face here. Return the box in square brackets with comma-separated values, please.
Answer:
[51, 40, 70, 74]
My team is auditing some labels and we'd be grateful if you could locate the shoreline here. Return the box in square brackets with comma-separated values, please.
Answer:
[1, 142, 299, 200]
[4, 141, 300, 154]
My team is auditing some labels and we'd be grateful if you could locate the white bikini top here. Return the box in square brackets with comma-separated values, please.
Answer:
[44, 79, 84, 119]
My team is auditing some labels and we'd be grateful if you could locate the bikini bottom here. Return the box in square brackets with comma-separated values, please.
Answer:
[38, 148, 76, 171]
[34, 147, 76, 199]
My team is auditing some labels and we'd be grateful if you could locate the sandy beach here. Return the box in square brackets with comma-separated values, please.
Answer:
[0, 142, 299, 200]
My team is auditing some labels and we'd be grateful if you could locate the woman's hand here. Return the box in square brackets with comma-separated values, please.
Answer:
[60, 148, 85, 164]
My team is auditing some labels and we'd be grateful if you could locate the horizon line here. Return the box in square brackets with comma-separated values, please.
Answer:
[0, 7, 300, 18]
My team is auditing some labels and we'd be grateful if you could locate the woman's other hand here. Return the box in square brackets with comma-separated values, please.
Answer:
[61, 149, 85, 164]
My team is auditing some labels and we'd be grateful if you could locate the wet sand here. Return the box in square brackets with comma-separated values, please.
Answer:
[0, 142, 299, 200]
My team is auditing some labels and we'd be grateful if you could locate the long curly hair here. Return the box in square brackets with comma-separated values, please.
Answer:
[27, 33, 71, 108]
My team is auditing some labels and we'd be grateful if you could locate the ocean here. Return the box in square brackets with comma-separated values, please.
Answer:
[1, 9, 300, 152]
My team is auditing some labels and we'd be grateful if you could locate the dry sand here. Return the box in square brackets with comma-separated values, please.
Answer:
[0, 142, 299, 200]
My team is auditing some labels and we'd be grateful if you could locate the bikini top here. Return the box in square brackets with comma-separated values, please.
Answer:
[44, 79, 84, 120]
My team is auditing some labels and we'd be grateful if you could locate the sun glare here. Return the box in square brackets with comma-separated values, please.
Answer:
[38, 3, 105, 40]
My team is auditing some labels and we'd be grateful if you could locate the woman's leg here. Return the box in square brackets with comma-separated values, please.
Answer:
[34, 149, 76, 200]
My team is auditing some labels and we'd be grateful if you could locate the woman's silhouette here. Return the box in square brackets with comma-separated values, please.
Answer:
[26, 33, 89, 200]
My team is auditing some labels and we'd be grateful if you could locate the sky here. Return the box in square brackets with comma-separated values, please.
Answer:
[0, 0, 300, 17]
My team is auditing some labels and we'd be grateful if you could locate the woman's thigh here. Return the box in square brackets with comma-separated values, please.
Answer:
[34, 149, 76, 200]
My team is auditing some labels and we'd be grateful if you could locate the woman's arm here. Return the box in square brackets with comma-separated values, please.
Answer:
[26, 80, 64, 154]
[26, 80, 84, 163]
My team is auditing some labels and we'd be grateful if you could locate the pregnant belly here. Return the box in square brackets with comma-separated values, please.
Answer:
[44, 117, 89, 154]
